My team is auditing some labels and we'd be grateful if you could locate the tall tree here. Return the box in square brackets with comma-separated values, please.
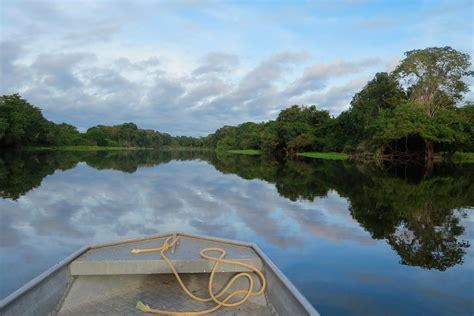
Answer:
[276, 105, 330, 154]
[393, 47, 473, 160]
[346, 72, 406, 150]
[0, 94, 52, 147]
[459, 103, 474, 151]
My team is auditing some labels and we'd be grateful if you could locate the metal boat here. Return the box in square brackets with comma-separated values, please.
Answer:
[0, 232, 319, 315]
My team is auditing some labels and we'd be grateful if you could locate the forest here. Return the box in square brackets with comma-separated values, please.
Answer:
[0, 94, 204, 149]
[1, 47, 473, 161]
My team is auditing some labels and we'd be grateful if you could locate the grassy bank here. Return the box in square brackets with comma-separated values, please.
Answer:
[161, 146, 213, 151]
[226, 149, 262, 155]
[451, 152, 474, 163]
[298, 152, 349, 160]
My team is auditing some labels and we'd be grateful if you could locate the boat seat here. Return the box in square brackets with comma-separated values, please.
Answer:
[70, 235, 263, 276]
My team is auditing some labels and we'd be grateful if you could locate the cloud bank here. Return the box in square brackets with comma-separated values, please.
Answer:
[1, 0, 472, 135]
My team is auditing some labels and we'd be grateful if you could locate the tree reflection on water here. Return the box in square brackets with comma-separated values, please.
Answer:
[0, 149, 472, 271]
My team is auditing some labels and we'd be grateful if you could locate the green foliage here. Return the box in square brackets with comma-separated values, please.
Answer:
[394, 46, 473, 117]
[215, 126, 238, 150]
[236, 122, 263, 149]
[0, 94, 55, 147]
[212, 105, 331, 156]
[53, 123, 89, 146]
[345, 72, 407, 147]
[451, 152, 474, 163]
[215, 122, 265, 151]
[287, 134, 317, 153]
[276, 105, 330, 154]
[373, 103, 438, 142]
[84, 126, 110, 146]
[372, 103, 468, 153]
[458, 103, 474, 151]
[0, 118, 8, 139]
[297, 152, 348, 160]
[323, 110, 356, 152]
[226, 149, 262, 155]
[259, 121, 280, 154]
[0, 94, 211, 149]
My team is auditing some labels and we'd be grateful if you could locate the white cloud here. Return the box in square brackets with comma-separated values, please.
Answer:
[1, 0, 471, 135]
[192, 52, 240, 76]
[283, 58, 384, 98]
[0, 40, 397, 134]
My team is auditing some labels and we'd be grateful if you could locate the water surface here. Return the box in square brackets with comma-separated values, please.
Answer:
[0, 150, 473, 315]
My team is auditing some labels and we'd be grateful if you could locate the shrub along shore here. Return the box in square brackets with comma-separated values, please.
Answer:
[297, 152, 349, 160]
[17, 146, 474, 163]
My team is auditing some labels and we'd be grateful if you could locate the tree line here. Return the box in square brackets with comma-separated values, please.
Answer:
[1, 47, 473, 160]
[208, 47, 474, 161]
[0, 94, 209, 148]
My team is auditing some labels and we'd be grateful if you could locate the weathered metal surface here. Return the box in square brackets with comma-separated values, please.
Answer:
[254, 245, 319, 316]
[0, 246, 87, 316]
[0, 232, 319, 316]
[58, 273, 273, 315]
[0, 265, 70, 316]
[71, 235, 262, 275]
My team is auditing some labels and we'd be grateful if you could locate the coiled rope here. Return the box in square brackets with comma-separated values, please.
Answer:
[131, 235, 266, 315]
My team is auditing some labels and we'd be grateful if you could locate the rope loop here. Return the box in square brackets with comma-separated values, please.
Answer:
[131, 235, 266, 315]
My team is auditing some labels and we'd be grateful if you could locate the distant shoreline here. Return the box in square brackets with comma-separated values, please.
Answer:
[297, 152, 349, 160]
[17, 145, 217, 151]
[225, 149, 262, 155]
[20, 146, 155, 151]
[5, 146, 473, 163]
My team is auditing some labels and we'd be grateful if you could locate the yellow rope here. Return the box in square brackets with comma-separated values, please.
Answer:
[131, 235, 266, 315]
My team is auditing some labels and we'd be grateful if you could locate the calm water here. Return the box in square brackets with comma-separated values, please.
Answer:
[0, 150, 473, 315]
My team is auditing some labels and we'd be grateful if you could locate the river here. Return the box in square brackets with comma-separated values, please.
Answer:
[0, 149, 472, 315]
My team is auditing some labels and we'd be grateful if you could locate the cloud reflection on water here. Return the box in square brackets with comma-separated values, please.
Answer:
[0, 151, 472, 315]
[3, 161, 373, 249]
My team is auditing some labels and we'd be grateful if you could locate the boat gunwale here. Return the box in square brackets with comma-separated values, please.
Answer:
[0, 246, 89, 309]
[0, 232, 319, 315]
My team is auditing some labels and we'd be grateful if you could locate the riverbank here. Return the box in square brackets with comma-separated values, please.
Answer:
[298, 152, 349, 160]
[21, 146, 153, 151]
[226, 149, 262, 155]
[11, 147, 474, 164]
[225, 149, 350, 160]
[19, 146, 213, 152]
[161, 146, 213, 151]
[451, 152, 474, 163]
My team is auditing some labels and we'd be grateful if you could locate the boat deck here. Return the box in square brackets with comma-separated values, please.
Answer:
[71, 235, 263, 275]
[1, 233, 318, 316]
[60, 235, 274, 315]
[58, 273, 276, 315]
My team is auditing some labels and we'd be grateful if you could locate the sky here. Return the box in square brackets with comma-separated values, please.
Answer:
[1, 0, 473, 136]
